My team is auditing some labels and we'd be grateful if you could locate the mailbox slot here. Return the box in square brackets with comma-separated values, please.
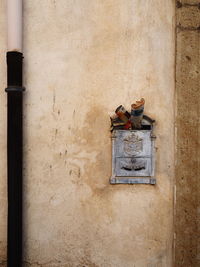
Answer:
[115, 157, 152, 177]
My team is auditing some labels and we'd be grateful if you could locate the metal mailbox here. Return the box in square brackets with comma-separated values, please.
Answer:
[110, 123, 156, 185]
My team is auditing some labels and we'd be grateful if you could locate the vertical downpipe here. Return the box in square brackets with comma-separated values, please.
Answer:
[6, 1, 25, 266]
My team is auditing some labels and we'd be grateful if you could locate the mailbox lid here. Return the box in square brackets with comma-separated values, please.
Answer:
[113, 130, 152, 157]
[115, 157, 152, 177]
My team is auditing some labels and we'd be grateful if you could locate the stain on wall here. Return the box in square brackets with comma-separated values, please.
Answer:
[175, 0, 200, 266]
[0, 0, 175, 266]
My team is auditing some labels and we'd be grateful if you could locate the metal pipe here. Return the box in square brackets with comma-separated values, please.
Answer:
[6, 1, 24, 265]
[6, 51, 25, 267]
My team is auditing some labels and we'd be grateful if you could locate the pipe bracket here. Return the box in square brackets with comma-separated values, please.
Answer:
[5, 86, 25, 93]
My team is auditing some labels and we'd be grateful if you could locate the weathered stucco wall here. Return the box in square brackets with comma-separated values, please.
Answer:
[0, 1, 175, 266]
[175, 1, 200, 266]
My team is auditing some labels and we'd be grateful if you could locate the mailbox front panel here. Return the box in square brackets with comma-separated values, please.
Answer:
[111, 130, 155, 184]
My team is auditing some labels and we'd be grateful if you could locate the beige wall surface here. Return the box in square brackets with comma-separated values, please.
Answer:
[0, 1, 175, 266]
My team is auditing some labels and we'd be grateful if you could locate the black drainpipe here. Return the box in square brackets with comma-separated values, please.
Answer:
[6, 51, 25, 266]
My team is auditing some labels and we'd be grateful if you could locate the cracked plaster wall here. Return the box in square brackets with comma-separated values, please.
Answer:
[0, 1, 175, 266]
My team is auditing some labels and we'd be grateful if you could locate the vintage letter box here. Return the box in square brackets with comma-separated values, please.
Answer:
[110, 118, 156, 185]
